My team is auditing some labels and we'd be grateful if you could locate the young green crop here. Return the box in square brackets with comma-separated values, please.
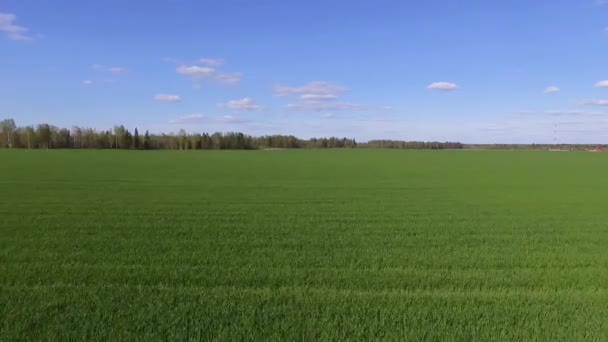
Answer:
[1, 150, 607, 340]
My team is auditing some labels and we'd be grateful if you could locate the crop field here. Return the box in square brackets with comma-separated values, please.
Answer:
[1, 149, 608, 340]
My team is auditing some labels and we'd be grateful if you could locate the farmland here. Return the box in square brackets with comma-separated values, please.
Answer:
[1, 149, 607, 340]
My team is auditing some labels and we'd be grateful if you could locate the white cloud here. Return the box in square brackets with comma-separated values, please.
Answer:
[216, 115, 248, 124]
[82, 80, 93, 86]
[219, 97, 262, 111]
[580, 99, 608, 106]
[92, 64, 128, 73]
[176, 65, 241, 84]
[276, 81, 389, 112]
[543, 86, 560, 94]
[0, 12, 31, 41]
[200, 58, 225, 67]
[161, 57, 183, 64]
[545, 110, 608, 116]
[154, 94, 181, 102]
[108, 66, 127, 73]
[322, 113, 334, 119]
[595, 80, 608, 88]
[286, 102, 373, 112]
[428, 82, 458, 91]
[300, 94, 338, 101]
[515, 109, 608, 117]
[176, 65, 215, 78]
[217, 115, 235, 123]
[215, 72, 241, 85]
[169, 114, 204, 124]
[274, 81, 346, 97]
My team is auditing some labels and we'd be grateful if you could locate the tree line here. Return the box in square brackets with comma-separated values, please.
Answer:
[0, 118, 463, 150]
[465, 144, 606, 151]
[362, 140, 464, 150]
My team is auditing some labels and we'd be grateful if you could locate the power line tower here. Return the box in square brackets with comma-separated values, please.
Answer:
[553, 119, 558, 150]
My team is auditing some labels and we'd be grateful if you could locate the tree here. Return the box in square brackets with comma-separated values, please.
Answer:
[113, 125, 124, 149]
[36, 124, 52, 149]
[0, 119, 466, 151]
[83, 128, 97, 148]
[133, 128, 140, 149]
[191, 134, 202, 150]
[143, 130, 151, 150]
[57, 128, 72, 148]
[211, 132, 223, 149]
[124, 129, 132, 149]
[201, 133, 212, 149]
[113, 125, 133, 149]
[24, 126, 35, 149]
[102, 130, 111, 149]
[0, 119, 17, 148]
[72, 126, 83, 148]
[178, 129, 187, 150]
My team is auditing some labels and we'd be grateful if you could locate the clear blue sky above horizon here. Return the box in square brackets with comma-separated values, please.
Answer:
[1, 0, 607, 143]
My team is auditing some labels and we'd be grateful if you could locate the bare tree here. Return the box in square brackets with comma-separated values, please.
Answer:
[0, 119, 16, 148]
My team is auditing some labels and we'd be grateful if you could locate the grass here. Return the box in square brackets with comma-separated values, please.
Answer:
[1, 149, 608, 340]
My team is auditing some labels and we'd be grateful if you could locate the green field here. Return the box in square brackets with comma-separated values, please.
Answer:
[1, 150, 607, 340]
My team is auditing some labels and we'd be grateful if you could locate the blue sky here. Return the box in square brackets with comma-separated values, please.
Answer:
[1, 0, 608, 143]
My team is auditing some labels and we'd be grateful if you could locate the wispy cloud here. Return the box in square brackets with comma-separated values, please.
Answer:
[274, 81, 346, 97]
[515, 109, 608, 116]
[546, 110, 608, 116]
[169, 114, 204, 124]
[176, 65, 215, 78]
[199, 58, 225, 67]
[275, 81, 383, 112]
[162, 57, 183, 64]
[92, 64, 128, 74]
[0, 12, 32, 41]
[214, 72, 241, 85]
[300, 94, 339, 101]
[543, 86, 560, 94]
[82, 80, 93, 86]
[580, 99, 608, 106]
[218, 97, 262, 110]
[216, 115, 248, 124]
[109, 66, 127, 73]
[286, 102, 374, 112]
[481, 108, 608, 143]
[154, 94, 181, 102]
[428, 82, 458, 91]
[176, 59, 241, 85]
[595, 80, 608, 88]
